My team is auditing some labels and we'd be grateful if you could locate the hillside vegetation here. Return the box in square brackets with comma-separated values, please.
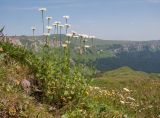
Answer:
[0, 60, 54, 118]
[91, 67, 160, 117]
[0, 37, 160, 117]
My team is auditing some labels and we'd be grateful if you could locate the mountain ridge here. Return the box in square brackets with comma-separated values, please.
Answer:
[8, 35, 160, 73]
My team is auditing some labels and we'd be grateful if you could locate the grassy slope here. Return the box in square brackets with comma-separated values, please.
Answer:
[91, 67, 160, 117]
[92, 66, 160, 89]
[2, 37, 160, 117]
[0, 61, 54, 118]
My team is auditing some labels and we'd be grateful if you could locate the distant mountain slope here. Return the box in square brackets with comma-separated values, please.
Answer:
[8, 35, 160, 73]
[93, 50, 160, 73]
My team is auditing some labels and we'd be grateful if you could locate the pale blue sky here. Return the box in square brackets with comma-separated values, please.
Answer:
[1, 0, 160, 40]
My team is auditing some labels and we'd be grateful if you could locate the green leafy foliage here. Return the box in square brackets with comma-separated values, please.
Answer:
[0, 39, 89, 109]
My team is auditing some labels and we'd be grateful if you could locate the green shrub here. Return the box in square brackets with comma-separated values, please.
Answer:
[0, 40, 89, 109]
[36, 47, 89, 108]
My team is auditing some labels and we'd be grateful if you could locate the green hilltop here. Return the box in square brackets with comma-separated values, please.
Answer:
[92, 66, 160, 89]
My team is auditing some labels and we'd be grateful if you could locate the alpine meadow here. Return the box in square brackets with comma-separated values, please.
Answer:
[0, 0, 160, 118]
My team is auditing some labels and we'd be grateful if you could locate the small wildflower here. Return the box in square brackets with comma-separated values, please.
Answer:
[63, 15, 70, 19]
[88, 86, 93, 91]
[65, 40, 71, 44]
[85, 90, 89, 95]
[94, 87, 100, 90]
[148, 105, 153, 109]
[84, 45, 90, 48]
[46, 16, 52, 20]
[54, 21, 61, 25]
[67, 96, 72, 99]
[120, 100, 125, 104]
[65, 24, 71, 28]
[119, 94, 125, 100]
[79, 34, 83, 38]
[46, 26, 52, 30]
[31, 27, 36, 30]
[66, 33, 72, 37]
[44, 33, 50, 36]
[73, 35, 79, 38]
[48, 106, 56, 111]
[82, 34, 89, 39]
[38, 8, 47, 11]
[52, 23, 57, 27]
[123, 88, 130, 92]
[59, 25, 64, 28]
[127, 96, 135, 101]
[72, 31, 77, 35]
[62, 44, 67, 48]
[123, 114, 128, 118]
[8, 106, 16, 116]
[100, 50, 103, 52]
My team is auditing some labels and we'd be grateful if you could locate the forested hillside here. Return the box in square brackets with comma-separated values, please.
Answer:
[11, 36, 160, 73]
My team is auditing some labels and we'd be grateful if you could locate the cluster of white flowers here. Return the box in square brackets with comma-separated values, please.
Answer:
[37, 8, 72, 37]
[30, 7, 96, 48]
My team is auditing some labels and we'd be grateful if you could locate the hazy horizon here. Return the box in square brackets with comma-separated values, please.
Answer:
[1, 0, 160, 41]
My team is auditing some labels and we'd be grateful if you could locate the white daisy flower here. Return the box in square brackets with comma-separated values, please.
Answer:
[59, 25, 64, 28]
[38, 8, 47, 11]
[54, 21, 61, 25]
[31, 27, 36, 30]
[65, 40, 71, 44]
[66, 33, 72, 37]
[46, 16, 52, 20]
[62, 44, 68, 48]
[79, 34, 83, 38]
[52, 23, 57, 27]
[72, 31, 77, 35]
[84, 45, 90, 48]
[63, 15, 70, 19]
[73, 35, 79, 38]
[82, 34, 89, 39]
[46, 26, 52, 30]
[65, 24, 71, 28]
[44, 33, 50, 36]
